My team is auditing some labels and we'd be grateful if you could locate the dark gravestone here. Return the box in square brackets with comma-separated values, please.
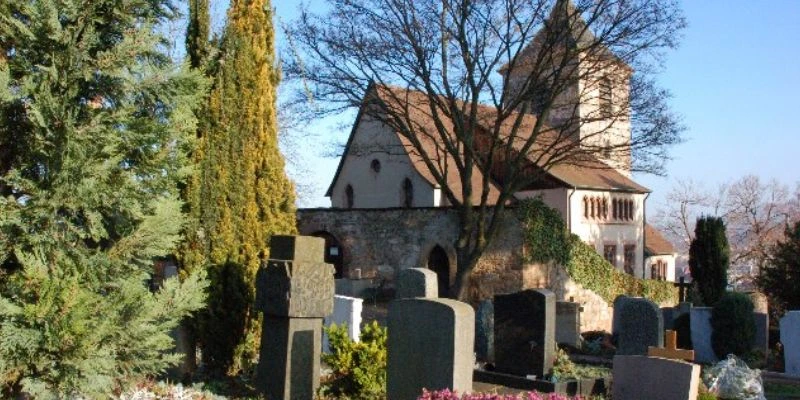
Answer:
[387, 298, 474, 400]
[475, 300, 494, 363]
[662, 307, 675, 331]
[255, 235, 335, 400]
[396, 268, 438, 299]
[612, 295, 630, 337]
[616, 297, 664, 356]
[494, 289, 556, 378]
[754, 312, 769, 357]
[556, 301, 582, 348]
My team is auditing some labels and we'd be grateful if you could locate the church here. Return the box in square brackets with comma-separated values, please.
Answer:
[297, 0, 677, 302]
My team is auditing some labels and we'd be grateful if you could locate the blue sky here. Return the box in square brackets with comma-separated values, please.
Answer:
[272, 1, 800, 212]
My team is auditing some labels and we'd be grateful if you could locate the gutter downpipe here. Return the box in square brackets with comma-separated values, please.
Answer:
[642, 192, 650, 279]
[568, 187, 577, 233]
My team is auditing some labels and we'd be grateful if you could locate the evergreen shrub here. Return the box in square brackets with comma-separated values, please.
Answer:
[320, 321, 387, 399]
[711, 292, 755, 359]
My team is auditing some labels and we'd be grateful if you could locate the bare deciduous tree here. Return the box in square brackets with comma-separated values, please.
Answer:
[284, 0, 686, 299]
[654, 175, 800, 286]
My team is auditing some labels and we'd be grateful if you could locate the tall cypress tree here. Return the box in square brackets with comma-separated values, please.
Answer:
[183, 0, 297, 374]
[689, 216, 730, 306]
[186, 0, 210, 69]
[0, 1, 208, 397]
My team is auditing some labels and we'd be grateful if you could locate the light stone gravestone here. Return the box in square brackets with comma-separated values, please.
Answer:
[396, 268, 438, 299]
[615, 297, 663, 356]
[475, 299, 494, 363]
[612, 355, 700, 400]
[690, 307, 717, 364]
[387, 298, 475, 400]
[556, 301, 582, 348]
[494, 289, 556, 378]
[254, 235, 335, 400]
[323, 295, 363, 353]
[781, 311, 800, 376]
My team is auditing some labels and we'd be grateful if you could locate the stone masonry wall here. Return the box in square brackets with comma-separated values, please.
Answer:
[297, 207, 526, 300]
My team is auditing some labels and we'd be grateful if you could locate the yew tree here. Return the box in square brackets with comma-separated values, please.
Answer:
[284, 0, 685, 299]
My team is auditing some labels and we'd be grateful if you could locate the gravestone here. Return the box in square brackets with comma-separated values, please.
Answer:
[323, 295, 364, 353]
[690, 307, 717, 364]
[612, 295, 630, 336]
[613, 355, 700, 400]
[753, 312, 769, 357]
[494, 289, 556, 378]
[662, 307, 675, 330]
[387, 298, 474, 400]
[556, 301, 582, 348]
[615, 297, 663, 356]
[396, 268, 438, 299]
[254, 236, 335, 400]
[781, 311, 800, 376]
[475, 299, 494, 363]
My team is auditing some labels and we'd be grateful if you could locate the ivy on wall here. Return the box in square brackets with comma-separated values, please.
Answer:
[520, 198, 677, 305]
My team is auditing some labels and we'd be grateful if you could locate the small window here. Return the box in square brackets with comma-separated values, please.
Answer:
[345, 184, 354, 208]
[583, 197, 589, 219]
[603, 245, 617, 266]
[599, 77, 612, 118]
[371, 159, 381, 173]
[402, 178, 413, 208]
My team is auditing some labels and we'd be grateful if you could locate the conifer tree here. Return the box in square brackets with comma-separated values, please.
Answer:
[187, 0, 211, 69]
[757, 222, 800, 320]
[689, 216, 730, 306]
[0, 1, 208, 397]
[183, 0, 297, 374]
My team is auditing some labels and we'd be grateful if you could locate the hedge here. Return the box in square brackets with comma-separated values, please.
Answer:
[521, 198, 678, 306]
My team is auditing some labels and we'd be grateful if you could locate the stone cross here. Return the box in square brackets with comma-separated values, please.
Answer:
[674, 277, 692, 303]
[648, 330, 695, 361]
[254, 235, 335, 400]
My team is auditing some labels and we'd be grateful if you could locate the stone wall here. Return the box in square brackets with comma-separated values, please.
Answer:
[297, 207, 527, 300]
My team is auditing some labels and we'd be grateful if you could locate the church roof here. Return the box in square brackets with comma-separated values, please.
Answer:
[645, 223, 676, 255]
[326, 84, 648, 202]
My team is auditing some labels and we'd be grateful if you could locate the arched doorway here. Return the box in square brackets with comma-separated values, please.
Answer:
[427, 245, 450, 296]
[311, 231, 344, 278]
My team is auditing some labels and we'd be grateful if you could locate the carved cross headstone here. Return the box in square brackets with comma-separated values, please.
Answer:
[674, 277, 691, 303]
[648, 330, 695, 362]
[254, 235, 335, 400]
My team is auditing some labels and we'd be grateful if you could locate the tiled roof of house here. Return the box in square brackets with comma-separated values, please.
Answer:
[645, 223, 676, 255]
[326, 84, 648, 203]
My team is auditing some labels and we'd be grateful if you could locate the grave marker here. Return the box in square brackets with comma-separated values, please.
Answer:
[475, 299, 494, 363]
[556, 301, 582, 348]
[323, 295, 363, 353]
[613, 355, 700, 400]
[254, 236, 335, 400]
[781, 311, 800, 377]
[387, 298, 474, 400]
[396, 268, 438, 299]
[648, 330, 694, 361]
[690, 307, 717, 364]
[494, 289, 556, 378]
[615, 297, 663, 356]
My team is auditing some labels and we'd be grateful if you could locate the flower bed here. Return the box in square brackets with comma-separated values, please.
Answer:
[418, 388, 590, 400]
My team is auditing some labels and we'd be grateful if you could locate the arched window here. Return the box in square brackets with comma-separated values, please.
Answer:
[602, 198, 608, 220]
[599, 76, 613, 118]
[402, 178, 413, 208]
[371, 159, 381, 173]
[612, 198, 618, 219]
[345, 184, 354, 209]
[590, 197, 596, 219]
[583, 197, 589, 219]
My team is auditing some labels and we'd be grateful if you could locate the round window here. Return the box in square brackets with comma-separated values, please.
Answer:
[371, 159, 381, 173]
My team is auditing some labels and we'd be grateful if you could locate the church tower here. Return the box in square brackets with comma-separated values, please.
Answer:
[502, 0, 633, 176]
